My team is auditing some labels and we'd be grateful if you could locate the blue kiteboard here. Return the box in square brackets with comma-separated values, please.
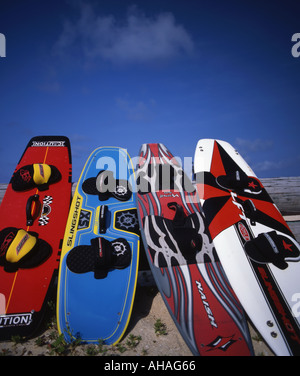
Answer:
[57, 147, 139, 344]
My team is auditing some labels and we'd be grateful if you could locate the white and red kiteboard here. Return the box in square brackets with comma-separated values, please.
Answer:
[194, 139, 300, 355]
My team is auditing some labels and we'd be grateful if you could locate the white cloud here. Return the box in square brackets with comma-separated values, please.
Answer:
[233, 138, 300, 176]
[235, 137, 273, 153]
[53, 3, 194, 65]
[116, 97, 156, 121]
[253, 157, 299, 175]
[253, 160, 282, 172]
[234, 138, 277, 175]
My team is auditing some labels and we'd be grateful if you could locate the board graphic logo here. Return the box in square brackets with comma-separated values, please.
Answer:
[159, 192, 179, 198]
[111, 241, 128, 256]
[205, 335, 237, 352]
[195, 280, 217, 328]
[38, 196, 53, 226]
[0, 231, 15, 257]
[16, 233, 30, 255]
[78, 209, 91, 230]
[67, 196, 81, 247]
[32, 141, 65, 147]
[257, 266, 300, 345]
[115, 209, 139, 235]
[114, 184, 128, 197]
[20, 168, 32, 183]
[116, 211, 138, 230]
[0, 312, 33, 328]
[238, 222, 250, 242]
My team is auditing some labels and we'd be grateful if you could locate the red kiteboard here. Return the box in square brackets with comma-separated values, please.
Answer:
[0, 136, 72, 340]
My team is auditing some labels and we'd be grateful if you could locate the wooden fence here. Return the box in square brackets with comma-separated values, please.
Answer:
[0, 177, 300, 241]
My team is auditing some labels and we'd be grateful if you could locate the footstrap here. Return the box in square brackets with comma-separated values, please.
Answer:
[11, 164, 61, 191]
[92, 237, 113, 279]
[66, 236, 131, 279]
[217, 171, 262, 194]
[167, 202, 202, 262]
[0, 227, 51, 272]
[244, 231, 300, 270]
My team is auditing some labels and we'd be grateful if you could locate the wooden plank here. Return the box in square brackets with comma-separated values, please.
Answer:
[1, 178, 300, 214]
[261, 177, 300, 215]
[68, 178, 300, 244]
[2, 177, 300, 210]
[286, 221, 300, 243]
[0, 183, 7, 204]
[284, 215, 300, 222]
[1, 178, 300, 242]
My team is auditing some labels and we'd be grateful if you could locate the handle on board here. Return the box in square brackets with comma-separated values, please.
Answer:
[99, 205, 108, 234]
[26, 194, 40, 226]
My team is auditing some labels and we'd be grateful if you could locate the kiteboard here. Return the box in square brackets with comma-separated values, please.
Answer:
[136, 143, 253, 356]
[194, 139, 300, 355]
[57, 147, 139, 345]
[0, 136, 72, 340]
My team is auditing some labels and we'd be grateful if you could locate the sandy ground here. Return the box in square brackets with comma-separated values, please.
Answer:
[0, 277, 274, 357]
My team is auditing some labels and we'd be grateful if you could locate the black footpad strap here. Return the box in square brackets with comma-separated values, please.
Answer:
[244, 230, 300, 270]
[11, 164, 61, 191]
[0, 227, 52, 272]
[66, 237, 131, 279]
[217, 171, 262, 194]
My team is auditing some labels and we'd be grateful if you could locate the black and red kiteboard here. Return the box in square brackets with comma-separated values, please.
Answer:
[0, 136, 72, 340]
[136, 143, 254, 356]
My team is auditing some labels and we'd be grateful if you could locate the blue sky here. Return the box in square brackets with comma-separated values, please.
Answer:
[0, 0, 300, 181]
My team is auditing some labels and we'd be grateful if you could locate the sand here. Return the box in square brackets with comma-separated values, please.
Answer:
[0, 282, 274, 357]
